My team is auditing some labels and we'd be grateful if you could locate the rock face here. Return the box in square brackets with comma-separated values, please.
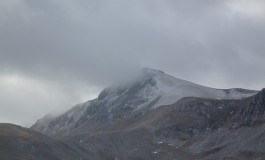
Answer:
[22, 68, 265, 160]
[237, 89, 265, 125]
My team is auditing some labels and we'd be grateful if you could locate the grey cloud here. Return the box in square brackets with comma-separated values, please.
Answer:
[0, 0, 264, 126]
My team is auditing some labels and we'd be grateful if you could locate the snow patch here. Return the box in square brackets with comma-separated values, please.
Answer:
[141, 69, 257, 109]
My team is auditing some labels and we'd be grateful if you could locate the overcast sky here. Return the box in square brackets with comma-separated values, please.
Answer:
[0, 0, 265, 127]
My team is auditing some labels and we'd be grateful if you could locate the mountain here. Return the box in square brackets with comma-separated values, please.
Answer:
[32, 68, 257, 137]
[2, 68, 264, 159]
[27, 68, 265, 160]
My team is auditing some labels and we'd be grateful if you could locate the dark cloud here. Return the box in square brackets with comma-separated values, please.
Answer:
[0, 0, 264, 126]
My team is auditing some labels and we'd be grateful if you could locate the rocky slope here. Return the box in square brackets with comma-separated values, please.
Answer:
[63, 89, 264, 160]
[0, 123, 98, 160]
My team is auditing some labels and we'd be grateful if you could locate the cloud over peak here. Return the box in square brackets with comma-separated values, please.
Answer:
[0, 0, 264, 126]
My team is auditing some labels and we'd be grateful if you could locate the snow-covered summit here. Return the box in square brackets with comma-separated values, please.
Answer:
[99, 68, 257, 109]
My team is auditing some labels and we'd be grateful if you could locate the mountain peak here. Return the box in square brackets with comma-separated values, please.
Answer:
[31, 68, 258, 136]
[99, 68, 258, 110]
